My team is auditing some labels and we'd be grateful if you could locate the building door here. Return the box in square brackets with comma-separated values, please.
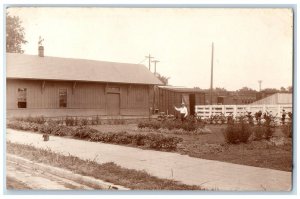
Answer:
[189, 94, 195, 116]
[182, 94, 190, 114]
[217, 97, 224, 105]
[107, 93, 120, 115]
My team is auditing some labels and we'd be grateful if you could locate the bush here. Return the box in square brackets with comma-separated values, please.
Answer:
[52, 125, 75, 136]
[89, 130, 182, 151]
[91, 116, 101, 125]
[224, 123, 252, 144]
[138, 121, 147, 129]
[74, 126, 98, 139]
[65, 117, 75, 126]
[12, 116, 46, 124]
[133, 134, 146, 146]
[282, 123, 293, 138]
[89, 131, 107, 142]
[181, 121, 197, 131]
[74, 117, 79, 126]
[38, 124, 53, 134]
[7, 121, 41, 132]
[8, 119, 183, 151]
[161, 120, 180, 130]
[112, 132, 133, 144]
[253, 125, 265, 141]
[80, 118, 89, 126]
[138, 120, 161, 130]
[31, 116, 46, 124]
[114, 119, 125, 125]
[146, 133, 183, 150]
[239, 123, 252, 143]
[261, 112, 276, 140]
[224, 124, 240, 144]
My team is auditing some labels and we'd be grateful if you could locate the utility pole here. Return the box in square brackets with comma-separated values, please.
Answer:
[145, 54, 154, 71]
[210, 42, 214, 105]
[258, 80, 262, 91]
[152, 60, 160, 75]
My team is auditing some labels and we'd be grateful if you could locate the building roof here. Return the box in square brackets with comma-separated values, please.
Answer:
[6, 53, 162, 85]
[251, 93, 292, 105]
[158, 86, 204, 93]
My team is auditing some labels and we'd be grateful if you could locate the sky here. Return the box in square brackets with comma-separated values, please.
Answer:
[7, 7, 293, 91]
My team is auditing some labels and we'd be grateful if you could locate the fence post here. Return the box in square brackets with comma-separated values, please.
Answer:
[233, 105, 237, 118]
[277, 105, 281, 117]
[247, 105, 250, 113]
[262, 105, 266, 113]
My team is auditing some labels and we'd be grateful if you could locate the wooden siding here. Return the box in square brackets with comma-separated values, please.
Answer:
[71, 82, 105, 108]
[7, 79, 151, 117]
[157, 88, 205, 116]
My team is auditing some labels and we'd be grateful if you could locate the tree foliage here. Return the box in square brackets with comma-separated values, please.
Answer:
[261, 88, 280, 93]
[287, 86, 293, 92]
[6, 12, 27, 53]
[214, 87, 227, 92]
[156, 73, 170, 85]
[237, 87, 257, 93]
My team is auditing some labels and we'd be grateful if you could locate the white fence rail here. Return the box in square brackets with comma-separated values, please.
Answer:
[195, 104, 292, 119]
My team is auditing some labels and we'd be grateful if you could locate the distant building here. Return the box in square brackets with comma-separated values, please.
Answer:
[203, 90, 257, 105]
[6, 49, 162, 118]
[251, 93, 292, 105]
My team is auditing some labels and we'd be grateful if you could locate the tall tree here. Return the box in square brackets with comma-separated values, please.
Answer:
[6, 12, 27, 53]
[280, 87, 287, 92]
[155, 73, 170, 85]
[237, 87, 256, 93]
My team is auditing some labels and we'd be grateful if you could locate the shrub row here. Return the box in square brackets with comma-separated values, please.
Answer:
[7, 121, 182, 151]
[7, 121, 75, 136]
[65, 116, 105, 126]
[223, 114, 280, 144]
[138, 119, 201, 132]
[10, 116, 127, 126]
[75, 126, 182, 150]
[12, 116, 46, 124]
[224, 123, 277, 144]
[7, 121, 41, 132]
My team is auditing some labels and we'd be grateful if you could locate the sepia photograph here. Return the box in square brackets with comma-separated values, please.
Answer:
[5, 6, 294, 192]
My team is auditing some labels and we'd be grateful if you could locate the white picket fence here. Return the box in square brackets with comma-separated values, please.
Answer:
[195, 104, 292, 119]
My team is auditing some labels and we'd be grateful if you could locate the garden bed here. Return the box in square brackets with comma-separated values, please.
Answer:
[86, 123, 293, 171]
[6, 120, 183, 151]
[7, 117, 293, 171]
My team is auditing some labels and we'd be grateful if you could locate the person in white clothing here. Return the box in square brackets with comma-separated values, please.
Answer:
[174, 103, 188, 122]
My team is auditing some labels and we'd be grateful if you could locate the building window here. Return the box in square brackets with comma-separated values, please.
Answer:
[17, 88, 27, 108]
[106, 86, 120, 93]
[59, 88, 67, 108]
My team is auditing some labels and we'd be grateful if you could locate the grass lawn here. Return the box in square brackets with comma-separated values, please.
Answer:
[6, 176, 31, 190]
[92, 123, 293, 172]
[7, 142, 203, 190]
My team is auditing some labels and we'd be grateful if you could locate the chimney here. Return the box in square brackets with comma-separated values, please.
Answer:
[38, 46, 44, 57]
[38, 36, 44, 57]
